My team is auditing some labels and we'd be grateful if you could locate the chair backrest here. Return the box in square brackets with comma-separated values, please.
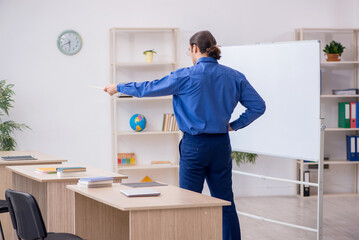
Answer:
[5, 189, 47, 240]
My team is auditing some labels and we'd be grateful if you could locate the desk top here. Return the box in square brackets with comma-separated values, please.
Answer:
[6, 164, 127, 183]
[67, 183, 231, 211]
[0, 151, 67, 165]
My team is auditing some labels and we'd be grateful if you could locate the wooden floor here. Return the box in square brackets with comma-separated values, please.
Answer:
[235, 195, 359, 240]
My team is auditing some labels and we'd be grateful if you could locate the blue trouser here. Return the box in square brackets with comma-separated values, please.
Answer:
[179, 132, 241, 240]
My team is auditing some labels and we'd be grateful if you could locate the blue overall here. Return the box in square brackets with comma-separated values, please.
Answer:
[117, 57, 266, 240]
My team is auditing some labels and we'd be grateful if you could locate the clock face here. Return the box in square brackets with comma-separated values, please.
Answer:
[57, 30, 82, 55]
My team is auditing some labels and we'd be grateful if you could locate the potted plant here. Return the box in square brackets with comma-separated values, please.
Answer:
[323, 40, 345, 61]
[143, 49, 157, 63]
[0, 80, 30, 150]
[231, 151, 258, 167]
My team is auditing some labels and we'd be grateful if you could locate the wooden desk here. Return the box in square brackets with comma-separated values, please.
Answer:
[0, 151, 67, 240]
[6, 164, 127, 238]
[67, 183, 230, 240]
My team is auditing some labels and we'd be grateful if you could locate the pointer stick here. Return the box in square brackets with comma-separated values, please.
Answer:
[88, 86, 104, 90]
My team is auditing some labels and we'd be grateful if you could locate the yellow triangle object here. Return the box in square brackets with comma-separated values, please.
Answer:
[141, 176, 153, 182]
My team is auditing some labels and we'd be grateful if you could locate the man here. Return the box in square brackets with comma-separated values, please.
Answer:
[105, 30, 266, 240]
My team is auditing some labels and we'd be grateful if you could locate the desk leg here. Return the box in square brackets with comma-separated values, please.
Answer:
[130, 207, 222, 240]
[47, 181, 76, 233]
[74, 193, 129, 240]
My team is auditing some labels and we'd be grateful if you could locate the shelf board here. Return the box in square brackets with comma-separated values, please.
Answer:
[321, 95, 359, 98]
[117, 164, 179, 170]
[299, 160, 359, 165]
[117, 131, 181, 136]
[321, 61, 359, 65]
[110, 27, 179, 32]
[325, 128, 359, 131]
[115, 96, 172, 102]
[114, 62, 176, 67]
[296, 28, 359, 32]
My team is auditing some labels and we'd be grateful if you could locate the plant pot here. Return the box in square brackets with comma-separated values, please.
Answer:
[145, 52, 154, 63]
[326, 53, 340, 62]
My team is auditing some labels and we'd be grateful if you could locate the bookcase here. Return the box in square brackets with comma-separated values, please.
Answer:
[109, 28, 181, 185]
[294, 28, 359, 197]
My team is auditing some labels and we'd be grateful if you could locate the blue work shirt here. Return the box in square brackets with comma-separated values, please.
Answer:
[117, 57, 266, 135]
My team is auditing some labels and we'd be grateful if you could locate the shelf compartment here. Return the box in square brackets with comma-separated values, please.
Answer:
[115, 96, 172, 102]
[117, 164, 179, 170]
[117, 131, 181, 136]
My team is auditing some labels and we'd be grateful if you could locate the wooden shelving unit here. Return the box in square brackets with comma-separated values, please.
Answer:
[109, 27, 181, 185]
[295, 28, 359, 197]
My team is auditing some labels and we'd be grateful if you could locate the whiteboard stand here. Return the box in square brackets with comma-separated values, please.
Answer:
[317, 118, 325, 240]
[233, 119, 324, 240]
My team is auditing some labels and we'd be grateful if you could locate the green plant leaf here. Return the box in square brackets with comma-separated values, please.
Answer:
[231, 151, 258, 167]
[0, 80, 31, 150]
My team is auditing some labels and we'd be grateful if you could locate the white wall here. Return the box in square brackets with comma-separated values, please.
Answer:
[0, 0, 357, 196]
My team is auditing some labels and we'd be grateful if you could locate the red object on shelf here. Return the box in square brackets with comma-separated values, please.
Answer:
[351, 102, 357, 128]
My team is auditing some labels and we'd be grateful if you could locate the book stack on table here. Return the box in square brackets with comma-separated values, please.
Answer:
[56, 167, 86, 177]
[77, 176, 114, 188]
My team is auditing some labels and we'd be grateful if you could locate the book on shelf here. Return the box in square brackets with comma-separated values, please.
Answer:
[346, 135, 359, 161]
[338, 102, 351, 128]
[351, 102, 357, 128]
[162, 113, 179, 132]
[332, 88, 358, 95]
[78, 176, 114, 188]
[151, 161, 172, 165]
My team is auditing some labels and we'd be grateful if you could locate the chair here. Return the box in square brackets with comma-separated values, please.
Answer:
[5, 189, 83, 240]
[0, 199, 9, 240]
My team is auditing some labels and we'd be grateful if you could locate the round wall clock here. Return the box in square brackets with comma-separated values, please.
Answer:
[57, 30, 83, 55]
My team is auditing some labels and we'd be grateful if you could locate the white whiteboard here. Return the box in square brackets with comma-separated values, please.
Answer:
[220, 41, 321, 161]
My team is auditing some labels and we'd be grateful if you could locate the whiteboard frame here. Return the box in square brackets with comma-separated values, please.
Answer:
[221, 41, 323, 240]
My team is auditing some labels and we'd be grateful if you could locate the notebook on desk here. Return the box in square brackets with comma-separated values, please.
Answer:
[1, 155, 37, 161]
[120, 188, 160, 197]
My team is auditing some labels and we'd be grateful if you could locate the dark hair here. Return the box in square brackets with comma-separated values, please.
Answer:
[190, 30, 221, 60]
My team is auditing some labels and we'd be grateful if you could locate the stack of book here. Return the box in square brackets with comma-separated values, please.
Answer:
[338, 102, 359, 128]
[36, 167, 57, 174]
[78, 176, 114, 188]
[56, 167, 86, 177]
[346, 135, 359, 161]
[333, 88, 358, 95]
[162, 113, 179, 132]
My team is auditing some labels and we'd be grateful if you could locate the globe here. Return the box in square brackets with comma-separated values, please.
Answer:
[129, 114, 147, 132]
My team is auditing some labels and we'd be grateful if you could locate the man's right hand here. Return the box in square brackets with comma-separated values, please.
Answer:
[104, 84, 118, 96]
